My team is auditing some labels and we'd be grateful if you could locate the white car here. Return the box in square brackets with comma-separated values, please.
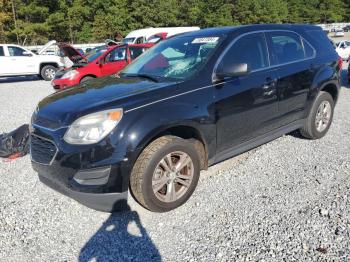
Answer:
[0, 41, 64, 81]
[333, 29, 345, 37]
[122, 27, 200, 44]
[335, 40, 350, 60]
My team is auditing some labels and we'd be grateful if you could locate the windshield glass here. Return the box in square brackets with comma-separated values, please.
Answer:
[86, 50, 104, 63]
[122, 36, 222, 80]
[122, 38, 135, 44]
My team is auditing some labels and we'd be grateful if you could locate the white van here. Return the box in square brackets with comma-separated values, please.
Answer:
[122, 27, 200, 44]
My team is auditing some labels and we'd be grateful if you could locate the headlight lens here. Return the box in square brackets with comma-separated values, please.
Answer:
[64, 109, 123, 144]
[62, 70, 78, 79]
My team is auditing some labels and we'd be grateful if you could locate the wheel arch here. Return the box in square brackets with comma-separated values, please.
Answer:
[133, 124, 209, 171]
[79, 74, 97, 83]
[320, 82, 339, 103]
[39, 62, 59, 72]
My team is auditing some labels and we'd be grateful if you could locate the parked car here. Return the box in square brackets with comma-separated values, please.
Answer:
[0, 42, 64, 80]
[122, 27, 200, 44]
[30, 24, 341, 213]
[52, 43, 153, 89]
[333, 29, 345, 37]
[335, 40, 350, 60]
[343, 25, 350, 32]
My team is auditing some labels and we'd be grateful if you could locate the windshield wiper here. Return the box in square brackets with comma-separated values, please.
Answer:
[124, 73, 159, 82]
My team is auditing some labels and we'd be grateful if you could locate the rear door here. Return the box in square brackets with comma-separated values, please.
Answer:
[215, 32, 279, 155]
[266, 31, 316, 126]
[100, 46, 128, 76]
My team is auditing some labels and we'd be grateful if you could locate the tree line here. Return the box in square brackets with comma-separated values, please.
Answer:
[0, 0, 349, 45]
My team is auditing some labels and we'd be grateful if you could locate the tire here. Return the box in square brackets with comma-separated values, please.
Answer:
[80, 76, 94, 83]
[40, 65, 57, 81]
[130, 136, 201, 212]
[300, 91, 334, 139]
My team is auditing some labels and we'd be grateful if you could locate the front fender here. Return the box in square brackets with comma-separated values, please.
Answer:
[111, 95, 216, 165]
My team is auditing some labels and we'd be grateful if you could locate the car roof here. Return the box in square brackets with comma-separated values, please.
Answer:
[175, 24, 322, 38]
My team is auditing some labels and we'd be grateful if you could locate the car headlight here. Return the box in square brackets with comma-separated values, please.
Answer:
[62, 70, 79, 79]
[64, 109, 123, 145]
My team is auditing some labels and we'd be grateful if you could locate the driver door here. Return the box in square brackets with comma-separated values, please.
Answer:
[100, 46, 128, 76]
[6, 46, 36, 74]
[215, 32, 279, 157]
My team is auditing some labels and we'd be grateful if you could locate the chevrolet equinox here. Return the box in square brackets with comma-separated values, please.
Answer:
[30, 25, 341, 212]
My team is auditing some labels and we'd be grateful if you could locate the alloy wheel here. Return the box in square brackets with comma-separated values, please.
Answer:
[315, 100, 332, 132]
[45, 68, 56, 80]
[152, 151, 194, 203]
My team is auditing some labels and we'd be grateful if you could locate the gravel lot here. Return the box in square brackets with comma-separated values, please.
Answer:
[0, 68, 349, 262]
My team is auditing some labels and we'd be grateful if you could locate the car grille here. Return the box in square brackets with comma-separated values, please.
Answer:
[30, 135, 57, 165]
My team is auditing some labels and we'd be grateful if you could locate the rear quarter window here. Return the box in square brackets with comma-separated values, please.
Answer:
[304, 30, 337, 56]
[0, 46, 4, 56]
[302, 39, 316, 58]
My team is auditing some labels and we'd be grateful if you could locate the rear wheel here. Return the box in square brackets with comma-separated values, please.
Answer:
[300, 91, 334, 139]
[130, 136, 200, 212]
[40, 65, 57, 81]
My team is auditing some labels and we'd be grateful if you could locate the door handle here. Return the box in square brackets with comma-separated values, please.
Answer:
[262, 77, 276, 97]
[262, 77, 275, 90]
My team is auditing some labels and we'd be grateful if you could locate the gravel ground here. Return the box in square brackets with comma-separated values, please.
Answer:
[0, 69, 349, 262]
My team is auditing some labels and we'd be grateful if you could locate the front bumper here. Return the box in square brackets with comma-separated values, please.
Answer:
[51, 77, 79, 90]
[30, 126, 133, 212]
[33, 161, 129, 212]
[38, 171, 128, 212]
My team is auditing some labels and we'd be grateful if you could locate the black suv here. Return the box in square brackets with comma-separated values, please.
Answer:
[30, 25, 341, 212]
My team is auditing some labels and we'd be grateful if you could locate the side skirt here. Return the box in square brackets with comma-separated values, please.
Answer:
[210, 119, 305, 166]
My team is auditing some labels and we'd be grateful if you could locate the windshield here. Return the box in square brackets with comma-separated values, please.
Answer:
[122, 38, 135, 44]
[122, 36, 222, 80]
[86, 50, 104, 63]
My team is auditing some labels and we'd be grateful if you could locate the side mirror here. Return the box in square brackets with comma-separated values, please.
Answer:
[216, 63, 249, 80]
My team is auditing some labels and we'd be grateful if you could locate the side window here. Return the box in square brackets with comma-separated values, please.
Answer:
[220, 32, 269, 72]
[303, 39, 315, 58]
[105, 47, 126, 62]
[135, 37, 144, 44]
[8, 46, 27, 56]
[130, 47, 147, 60]
[0, 46, 4, 56]
[268, 32, 304, 65]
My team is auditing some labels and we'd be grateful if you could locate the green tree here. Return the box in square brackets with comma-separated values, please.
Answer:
[318, 0, 346, 23]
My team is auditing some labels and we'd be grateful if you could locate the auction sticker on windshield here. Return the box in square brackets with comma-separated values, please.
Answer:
[192, 37, 219, 44]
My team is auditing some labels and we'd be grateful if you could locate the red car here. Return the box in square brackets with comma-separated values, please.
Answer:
[52, 43, 153, 89]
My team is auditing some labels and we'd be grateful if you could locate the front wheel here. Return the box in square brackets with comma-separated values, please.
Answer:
[300, 91, 334, 139]
[130, 136, 200, 212]
[40, 65, 57, 81]
[80, 76, 95, 83]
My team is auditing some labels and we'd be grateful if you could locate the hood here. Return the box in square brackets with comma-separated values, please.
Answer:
[34, 76, 177, 129]
[58, 43, 86, 62]
[38, 40, 57, 55]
